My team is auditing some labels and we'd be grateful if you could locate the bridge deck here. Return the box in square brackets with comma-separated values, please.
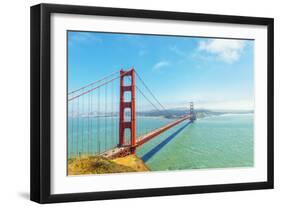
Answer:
[102, 115, 191, 159]
[100, 146, 131, 159]
[136, 115, 191, 146]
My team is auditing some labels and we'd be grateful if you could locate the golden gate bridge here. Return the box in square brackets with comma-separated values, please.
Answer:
[68, 68, 196, 159]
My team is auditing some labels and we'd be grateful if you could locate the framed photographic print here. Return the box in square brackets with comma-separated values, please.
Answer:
[30, 3, 274, 203]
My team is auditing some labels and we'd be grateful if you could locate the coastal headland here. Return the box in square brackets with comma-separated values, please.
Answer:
[68, 154, 150, 175]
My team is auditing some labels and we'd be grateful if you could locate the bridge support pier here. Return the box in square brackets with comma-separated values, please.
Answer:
[119, 68, 137, 154]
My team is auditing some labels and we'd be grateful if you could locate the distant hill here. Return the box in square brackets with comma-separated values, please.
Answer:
[137, 108, 253, 119]
[83, 108, 253, 119]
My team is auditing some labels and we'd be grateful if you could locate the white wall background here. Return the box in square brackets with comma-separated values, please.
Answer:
[0, 0, 279, 206]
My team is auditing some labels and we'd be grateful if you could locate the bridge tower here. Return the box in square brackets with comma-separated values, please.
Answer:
[119, 68, 137, 154]
[190, 102, 196, 121]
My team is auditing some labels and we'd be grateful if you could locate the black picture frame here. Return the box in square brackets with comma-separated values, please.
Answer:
[30, 3, 274, 204]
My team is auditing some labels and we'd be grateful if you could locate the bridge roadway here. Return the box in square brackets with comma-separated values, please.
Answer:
[101, 114, 191, 159]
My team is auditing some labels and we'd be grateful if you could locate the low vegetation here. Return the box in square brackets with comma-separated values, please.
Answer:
[68, 155, 149, 175]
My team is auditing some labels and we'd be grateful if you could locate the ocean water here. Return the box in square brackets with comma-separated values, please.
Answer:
[137, 114, 254, 171]
[68, 114, 254, 171]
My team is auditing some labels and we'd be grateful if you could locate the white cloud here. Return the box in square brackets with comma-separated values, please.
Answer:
[152, 61, 170, 71]
[198, 39, 246, 63]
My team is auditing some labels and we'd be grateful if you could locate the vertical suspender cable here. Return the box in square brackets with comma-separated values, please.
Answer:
[110, 82, 114, 147]
[115, 80, 117, 145]
[97, 88, 101, 154]
[81, 89, 84, 155]
[76, 97, 80, 157]
[90, 91, 93, 155]
[88, 92, 90, 155]
[104, 85, 107, 151]
[71, 99, 74, 158]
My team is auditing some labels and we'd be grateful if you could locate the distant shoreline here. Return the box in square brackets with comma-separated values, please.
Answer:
[68, 109, 254, 120]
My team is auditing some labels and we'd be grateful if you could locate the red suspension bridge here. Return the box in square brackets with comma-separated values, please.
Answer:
[68, 68, 196, 159]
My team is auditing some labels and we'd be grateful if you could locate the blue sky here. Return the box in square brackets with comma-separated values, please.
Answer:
[68, 31, 254, 111]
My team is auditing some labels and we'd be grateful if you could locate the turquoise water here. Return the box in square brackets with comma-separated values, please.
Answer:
[68, 114, 254, 170]
[137, 114, 254, 171]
